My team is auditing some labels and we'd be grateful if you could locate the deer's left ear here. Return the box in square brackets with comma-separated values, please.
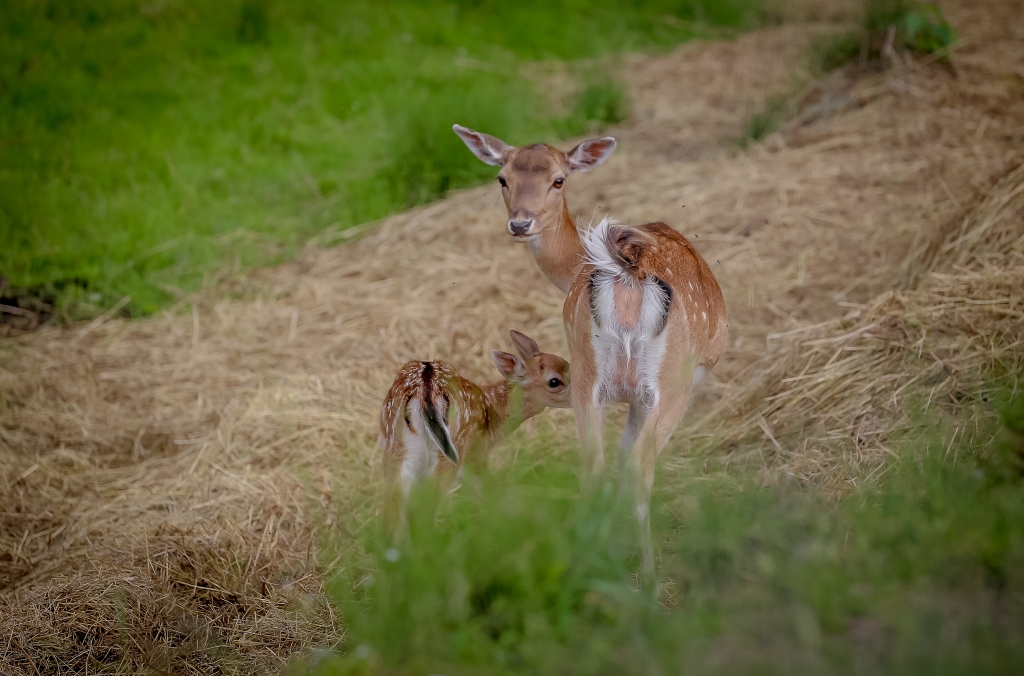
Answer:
[508, 329, 541, 361]
[566, 137, 616, 174]
[492, 351, 525, 379]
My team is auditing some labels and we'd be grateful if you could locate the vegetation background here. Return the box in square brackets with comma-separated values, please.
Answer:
[1, 1, 1022, 674]
[1, 0, 759, 315]
[314, 397, 1024, 675]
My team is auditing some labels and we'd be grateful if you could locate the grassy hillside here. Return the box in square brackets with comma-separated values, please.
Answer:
[1, 0, 763, 315]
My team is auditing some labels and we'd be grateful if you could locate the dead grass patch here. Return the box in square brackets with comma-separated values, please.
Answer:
[672, 163, 1024, 494]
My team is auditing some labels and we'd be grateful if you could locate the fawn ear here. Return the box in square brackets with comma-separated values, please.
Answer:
[566, 137, 616, 174]
[508, 329, 540, 361]
[492, 351, 525, 379]
[453, 124, 512, 166]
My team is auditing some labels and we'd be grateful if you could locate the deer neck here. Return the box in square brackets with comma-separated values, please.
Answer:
[529, 201, 584, 294]
[480, 381, 528, 437]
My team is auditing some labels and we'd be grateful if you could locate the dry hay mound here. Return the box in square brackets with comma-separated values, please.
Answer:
[2, 561, 336, 675]
[685, 163, 1024, 493]
[0, 524, 338, 674]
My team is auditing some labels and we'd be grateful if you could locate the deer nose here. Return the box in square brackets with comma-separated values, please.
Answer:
[508, 219, 534, 236]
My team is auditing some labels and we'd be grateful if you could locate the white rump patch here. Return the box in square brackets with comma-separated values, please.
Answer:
[399, 399, 441, 496]
[582, 216, 671, 409]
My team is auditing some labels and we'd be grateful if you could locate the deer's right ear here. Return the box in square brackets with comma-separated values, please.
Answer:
[453, 124, 511, 167]
[492, 351, 525, 379]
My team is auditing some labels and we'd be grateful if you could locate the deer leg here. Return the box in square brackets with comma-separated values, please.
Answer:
[381, 457, 409, 544]
[625, 384, 692, 582]
[572, 370, 605, 485]
[577, 400, 605, 483]
[433, 458, 459, 495]
[381, 483, 403, 543]
[617, 402, 647, 471]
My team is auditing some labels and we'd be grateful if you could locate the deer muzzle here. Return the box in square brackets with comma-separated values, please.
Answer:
[507, 210, 537, 238]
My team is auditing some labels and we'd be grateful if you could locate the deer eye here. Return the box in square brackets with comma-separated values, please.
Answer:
[553, 177, 564, 188]
[497, 176, 508, 188]
[547, 377, 563, 389]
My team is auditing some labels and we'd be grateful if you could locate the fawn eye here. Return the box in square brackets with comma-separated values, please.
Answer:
[547, 377, 563, 389]
[553, 177, 564, 188]
[497, 176, 508, 188]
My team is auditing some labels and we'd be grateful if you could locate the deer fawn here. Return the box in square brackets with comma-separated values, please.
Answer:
[455, 126, 728, 577]
[379, 329, 571, 535]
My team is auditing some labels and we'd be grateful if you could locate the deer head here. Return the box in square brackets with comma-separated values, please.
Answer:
[453, 124, 616, 241]
[491, 329, 571, 420]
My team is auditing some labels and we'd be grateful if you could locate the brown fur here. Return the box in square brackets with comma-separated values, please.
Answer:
[454, 125, 615, 292]
[565, 221, 728, 400]
[573, 222, 727, 576]
[499, 144, 585, 291]
[613, 282, 645, 328]
[379, 331, 570, 534]
[456, 126, 727, 577]
[606, 224, 656, 278]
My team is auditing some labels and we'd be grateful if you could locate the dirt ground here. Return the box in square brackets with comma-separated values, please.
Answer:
[2, 0, 1023, 672]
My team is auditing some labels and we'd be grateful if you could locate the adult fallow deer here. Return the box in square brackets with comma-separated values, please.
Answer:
[455, 126, 728, 578]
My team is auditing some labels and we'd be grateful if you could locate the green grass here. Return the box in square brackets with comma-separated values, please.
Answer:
[738, 93, 790, 146]
[813, 31, 864, 73]
[309, 392, 1024, 675]
[559, 72, 632, 135]
[813, 1, 958, 75]
[1, 0, 764, 316]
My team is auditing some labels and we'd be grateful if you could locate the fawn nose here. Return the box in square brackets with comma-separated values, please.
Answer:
[508, 219, 534, 237]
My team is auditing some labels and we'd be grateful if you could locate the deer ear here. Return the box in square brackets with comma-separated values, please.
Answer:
[566, 137, 616, 174]
[508, 329, 540, 361]
[453, 124, 512, 167]
[492, 351, 525, 379]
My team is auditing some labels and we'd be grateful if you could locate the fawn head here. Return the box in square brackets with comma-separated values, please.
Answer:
[453, 124, 616, 241]
[491, 329, 571, 418]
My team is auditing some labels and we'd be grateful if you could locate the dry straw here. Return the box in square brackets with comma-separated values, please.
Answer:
[2, 0, 1023, 672]
[673, 163, 1024, 494]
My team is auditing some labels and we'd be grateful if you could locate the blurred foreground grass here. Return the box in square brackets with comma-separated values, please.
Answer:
[313, 392, 1024, 675]
[1, 0, 762, 316]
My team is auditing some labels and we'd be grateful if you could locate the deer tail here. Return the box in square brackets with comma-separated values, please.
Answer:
[582, 217, 673, 342]
[582, 216, 657, 283]
[419, 363, 459, 465]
